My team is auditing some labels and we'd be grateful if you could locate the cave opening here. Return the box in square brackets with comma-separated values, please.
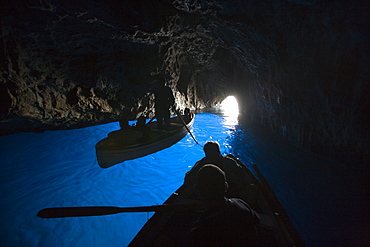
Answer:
[220, 95, 239, 117]
[219, 95, 240, 127]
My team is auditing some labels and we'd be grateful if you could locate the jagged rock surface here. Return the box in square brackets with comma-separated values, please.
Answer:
[1, 0, 368, 166]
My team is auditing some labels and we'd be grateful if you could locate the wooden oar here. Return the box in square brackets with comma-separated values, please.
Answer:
[37, 203, 205, 219]
[173, 108, 199, 145]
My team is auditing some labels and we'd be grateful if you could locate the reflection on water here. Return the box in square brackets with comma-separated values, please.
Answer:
[220, 95, 239, 127]
[0, 110, 237, 247]
[0, 106, 367, 246]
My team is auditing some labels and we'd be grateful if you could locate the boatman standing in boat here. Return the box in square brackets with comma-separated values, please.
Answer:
[152, 77, 175, 130]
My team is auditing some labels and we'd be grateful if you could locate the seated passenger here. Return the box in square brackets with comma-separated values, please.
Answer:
[182, 108, 193, 124]
[133, 116, 151, 141]
[108, 117, 140, 145]
[184, 141, 246, 197]
[183, 165, 260, 246]
[118, 117, 131, 130]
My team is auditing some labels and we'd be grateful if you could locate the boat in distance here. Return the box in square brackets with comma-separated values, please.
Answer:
[95, 114, 194, 168]
[129, 154, 305, 247]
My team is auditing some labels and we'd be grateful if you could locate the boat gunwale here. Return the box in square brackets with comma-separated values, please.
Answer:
[229, 154, 305, 247]
[128, 154, 305, 247]
[95, 115, 195, 168]
[96, 115, 194, 151]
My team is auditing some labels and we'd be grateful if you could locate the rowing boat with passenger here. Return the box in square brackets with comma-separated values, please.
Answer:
[129, 154, 305, 246]
[95, 114, 194, 168]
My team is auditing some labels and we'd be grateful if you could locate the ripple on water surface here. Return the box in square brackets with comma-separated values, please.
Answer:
[0, 111, 236, 247]
[0, 107, 367, 246]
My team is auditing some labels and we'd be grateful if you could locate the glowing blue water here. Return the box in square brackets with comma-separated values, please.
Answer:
[0, 109, 367, 246]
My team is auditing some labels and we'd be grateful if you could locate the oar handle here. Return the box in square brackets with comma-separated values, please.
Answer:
[173, 108, 199, 145]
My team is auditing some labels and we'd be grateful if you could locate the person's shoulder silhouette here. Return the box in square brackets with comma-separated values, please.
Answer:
[183, 165, 260, 247]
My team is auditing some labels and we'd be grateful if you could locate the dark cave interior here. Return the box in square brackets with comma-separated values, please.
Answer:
[1, 0, 369, 167]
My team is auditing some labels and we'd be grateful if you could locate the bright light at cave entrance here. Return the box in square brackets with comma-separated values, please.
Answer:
[221, 96, 239, 116]
[220, 96, 239, 126]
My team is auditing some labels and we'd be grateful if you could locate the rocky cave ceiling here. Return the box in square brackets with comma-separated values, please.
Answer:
[0, 0, 368, 167]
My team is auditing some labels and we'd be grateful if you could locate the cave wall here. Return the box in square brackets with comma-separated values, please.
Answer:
[234, 1, 369, 167]
[1, 0, 181, 132]
[1, 0, 368, 166]
[243, 1, 370, 167]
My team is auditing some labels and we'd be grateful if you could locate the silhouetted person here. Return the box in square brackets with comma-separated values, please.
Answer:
[152, 77, 174, 130]
[185, 141, 246, 197]
[182, 108, 193, 124]
[183, 165, 260, 247]
[108, 117, 139, 145]
[133, 116, 150, 141]
[118, 117, 131, 130]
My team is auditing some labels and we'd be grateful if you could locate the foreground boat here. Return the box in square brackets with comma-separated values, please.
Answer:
[129, 154, 305, 247]
[95, 115, 194, 168]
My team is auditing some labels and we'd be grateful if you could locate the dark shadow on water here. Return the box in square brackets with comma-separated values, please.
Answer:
[225, 118, 368, 247]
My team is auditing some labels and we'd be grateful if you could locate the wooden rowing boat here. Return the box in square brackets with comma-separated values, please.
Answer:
[95, 115, 195, 168]
[128, 154, 305, 247]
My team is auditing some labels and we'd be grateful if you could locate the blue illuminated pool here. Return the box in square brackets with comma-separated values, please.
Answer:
[0, 107, 366, 246]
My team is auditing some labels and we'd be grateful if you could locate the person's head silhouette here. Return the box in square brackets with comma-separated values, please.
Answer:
[203, 141, 221, 158]
[194, 164, 228, 203]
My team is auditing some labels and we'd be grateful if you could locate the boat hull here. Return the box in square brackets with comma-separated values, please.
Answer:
[129, 154, 305, 247]
[95, 116, 194, 168]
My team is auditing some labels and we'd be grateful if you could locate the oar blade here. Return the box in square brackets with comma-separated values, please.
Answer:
[37, 203, 205, 218]
[37, 206, 123, 218]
